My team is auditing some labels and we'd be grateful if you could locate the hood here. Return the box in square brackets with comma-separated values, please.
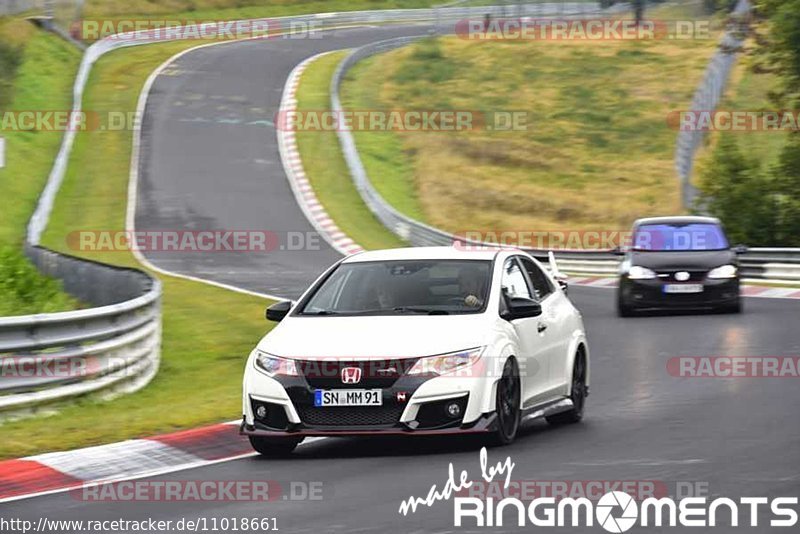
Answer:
[630, 249, 736, 271]
[257, 314, 491, 360]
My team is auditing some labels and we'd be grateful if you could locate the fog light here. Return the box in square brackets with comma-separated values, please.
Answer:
[255, 405, 268, 420]
[446, 402, 461, 418]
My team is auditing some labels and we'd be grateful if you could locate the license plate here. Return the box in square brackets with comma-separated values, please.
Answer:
[314, 389, 382, 407]
[663, 284, 704, 294]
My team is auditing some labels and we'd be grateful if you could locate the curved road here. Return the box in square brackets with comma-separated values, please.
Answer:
[5, 24, 800, 533]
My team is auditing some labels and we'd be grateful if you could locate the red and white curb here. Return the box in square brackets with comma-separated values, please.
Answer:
[568, 276, 800, 299]
[0, 421, 320, 503]
[277, 52, 364, 257]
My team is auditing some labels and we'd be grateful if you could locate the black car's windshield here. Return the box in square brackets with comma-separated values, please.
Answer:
[298, 260, 492, 316]
[633, 223, 729, 252]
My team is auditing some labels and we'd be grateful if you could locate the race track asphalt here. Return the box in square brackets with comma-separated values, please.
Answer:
[134, 24, 432, 298]
[3, 24, 800, 534]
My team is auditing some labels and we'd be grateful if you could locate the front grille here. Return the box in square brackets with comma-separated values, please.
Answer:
[297, 405, 404, 427]
[297, 359, 418, 390]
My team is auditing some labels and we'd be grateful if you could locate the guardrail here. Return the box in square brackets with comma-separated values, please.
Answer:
[331, 21, 800, 285]
[674, 0, 751, 207]
[0, 245, 160, 417]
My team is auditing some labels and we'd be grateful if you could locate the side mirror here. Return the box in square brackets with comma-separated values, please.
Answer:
[266, 300, 292, 322]
[733, 244, 748, 255]
[611, 246, 626, 257]
[501, 297, 543, 321]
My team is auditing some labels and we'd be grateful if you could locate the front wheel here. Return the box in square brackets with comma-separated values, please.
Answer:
[720, 298, 742, 314]
[617, 292, 635, 317]
[248, 436, 301, 456]
[489, 358, 521, 446]
[546, 351, 587, 425]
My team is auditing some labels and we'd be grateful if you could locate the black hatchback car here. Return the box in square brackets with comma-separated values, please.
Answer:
[615, 216, 745, 316]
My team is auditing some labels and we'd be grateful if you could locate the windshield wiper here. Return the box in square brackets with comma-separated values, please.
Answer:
[305, 310, 339, 315]
[393, 307, 449, 315]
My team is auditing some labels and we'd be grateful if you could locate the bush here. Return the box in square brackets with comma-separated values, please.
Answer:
[697, 133, 800, 246]
[0, 246, 79, 316]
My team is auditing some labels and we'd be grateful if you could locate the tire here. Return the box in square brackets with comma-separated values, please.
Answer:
[248, 436, 301, 456]
[721, 298, 742, 314]
[617, 292, 635, 317]
[546, 351, 587, 426]
[489, 358, 521, 446]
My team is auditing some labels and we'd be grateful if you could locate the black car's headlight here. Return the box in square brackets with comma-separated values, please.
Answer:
[627, 266, 657, 280]
[707, 265, 738, 279]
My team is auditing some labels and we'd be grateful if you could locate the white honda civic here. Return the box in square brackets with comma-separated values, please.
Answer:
[241, 246, 590, 455]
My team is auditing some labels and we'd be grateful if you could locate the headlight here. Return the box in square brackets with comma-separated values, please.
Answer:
[407, 347, 484, 376]
[708, 264, 738, 279]
[254, 351, 299, 377]
[627, 266, 657, 280]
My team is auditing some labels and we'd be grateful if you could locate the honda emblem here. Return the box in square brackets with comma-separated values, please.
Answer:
[341, 367, 362, 384]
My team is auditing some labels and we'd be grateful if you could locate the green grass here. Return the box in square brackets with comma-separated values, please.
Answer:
[0, 39, 276, 460]
[294, 51, 404, 250]
[339, 23, 722, 237]
[341, 56, 426, 222]
[0, 24, 82, 314]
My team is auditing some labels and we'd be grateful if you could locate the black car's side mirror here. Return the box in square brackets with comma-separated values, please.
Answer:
[266, 300, 292, 322]
[733, 244, 748, 255]
[501, 297, 543, 321]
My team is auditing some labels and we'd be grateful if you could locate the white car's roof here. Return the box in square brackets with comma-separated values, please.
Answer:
[342, 246, 508, 263]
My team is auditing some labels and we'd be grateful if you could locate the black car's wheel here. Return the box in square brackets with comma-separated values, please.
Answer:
[490, 358, 521, 446]
[617, 292, 635, 317]
[248, 436, 301, 456]
[720, 298, 742, 314]
[546, 350, 587, 425]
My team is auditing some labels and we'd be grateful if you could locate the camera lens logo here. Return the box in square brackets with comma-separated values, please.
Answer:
[596, 491, 638, 533]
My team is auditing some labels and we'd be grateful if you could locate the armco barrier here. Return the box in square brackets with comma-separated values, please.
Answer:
[674, 0, 750, 207]
[331, 28, 800, 284]
[0, 245, 160, 416]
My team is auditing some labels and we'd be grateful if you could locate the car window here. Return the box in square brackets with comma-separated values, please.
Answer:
[519, 257, 553, 301]
[298, 260, 492, 315]
[501, 258, 532, 300]
[633, 223, 729, 251]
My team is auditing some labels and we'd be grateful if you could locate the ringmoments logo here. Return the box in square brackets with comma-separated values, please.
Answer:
[398, 449, 800, 530]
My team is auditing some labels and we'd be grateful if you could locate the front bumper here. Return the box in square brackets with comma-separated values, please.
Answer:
[619, 276, 740, 309]
[242, 359, 496, 437]
[240, 412, 497, 437]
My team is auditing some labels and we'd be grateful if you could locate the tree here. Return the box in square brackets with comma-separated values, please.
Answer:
[696, 135, 780, 245]
[771, 133, 800, 245]
[632, 0, 645, 25]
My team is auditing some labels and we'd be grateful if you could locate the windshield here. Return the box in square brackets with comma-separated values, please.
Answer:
[298, 260, 492, 316]
[633, 223, 729, 252]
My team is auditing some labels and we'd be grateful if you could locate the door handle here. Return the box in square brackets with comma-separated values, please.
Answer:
[537, 322, 548, 333]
